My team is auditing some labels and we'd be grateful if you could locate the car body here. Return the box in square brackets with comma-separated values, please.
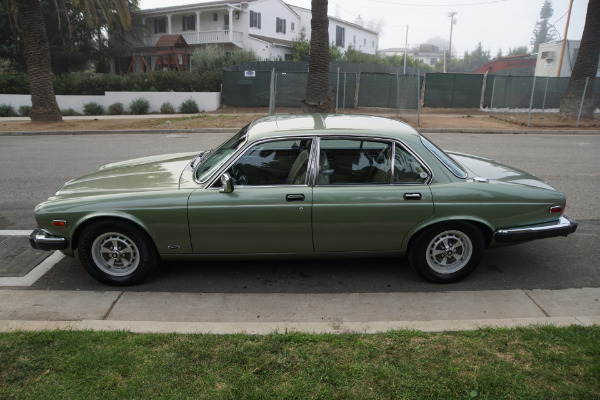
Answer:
[30, 114, 577, 285]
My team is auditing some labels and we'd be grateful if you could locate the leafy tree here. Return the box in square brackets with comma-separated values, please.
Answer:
[560, 0, 600, 117]
[191, 44, 257, 72]
[291, 28, 310, 61]
[5, 0, 134, 121]
[303, 0, 333, 112]
[531, 0, 557, 53]
[438, 42, 491, 72]
[508, 46, 529, 56]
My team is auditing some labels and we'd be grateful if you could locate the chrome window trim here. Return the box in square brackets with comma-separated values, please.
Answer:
[419, 135, 468, 179]
[314, 135, 433, 186]
[195, 125, 250, 184]
[204, 135, 318, 189]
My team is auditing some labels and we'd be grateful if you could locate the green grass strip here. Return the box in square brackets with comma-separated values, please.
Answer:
[1, 325, 598, 399]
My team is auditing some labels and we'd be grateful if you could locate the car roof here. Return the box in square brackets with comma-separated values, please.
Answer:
[246, 114, 421, 143]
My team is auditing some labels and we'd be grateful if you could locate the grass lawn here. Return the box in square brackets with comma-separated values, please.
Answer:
[1, 325, 598, 399]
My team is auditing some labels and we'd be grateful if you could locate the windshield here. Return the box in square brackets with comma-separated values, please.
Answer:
[196, 125, 249, 183]
[420, 135, 468, 179]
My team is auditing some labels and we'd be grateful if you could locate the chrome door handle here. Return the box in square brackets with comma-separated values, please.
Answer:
[403, 193, 422, 200]
[286, 194, 305, 202]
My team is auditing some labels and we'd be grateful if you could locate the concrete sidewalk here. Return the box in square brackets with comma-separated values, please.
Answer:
[1, 288, 598, 334]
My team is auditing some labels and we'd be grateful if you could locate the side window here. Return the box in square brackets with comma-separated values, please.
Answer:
[318, 139, 391, 185]
[228, 139, 313, 186]
[394, 144, 429, 183]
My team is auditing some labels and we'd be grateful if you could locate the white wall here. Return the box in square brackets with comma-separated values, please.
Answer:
[0, 92, 221, 114]
[248, 0, 300, 43]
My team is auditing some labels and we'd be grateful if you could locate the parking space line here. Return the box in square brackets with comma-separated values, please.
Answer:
[0, 230, 32, 236]
[0, 251, 65, 287]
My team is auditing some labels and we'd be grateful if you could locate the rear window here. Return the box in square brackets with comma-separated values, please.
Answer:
[420, 136, 467, 178]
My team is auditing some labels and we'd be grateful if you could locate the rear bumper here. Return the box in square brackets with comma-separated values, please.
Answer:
[29, 228, 68, 251]
[495, 216, 578, 243]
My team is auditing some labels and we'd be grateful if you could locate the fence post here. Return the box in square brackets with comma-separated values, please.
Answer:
[354, 73, 360, 109]
[335, 67, 340, 114]
[576, 77, 590, 128]
[343, 72, 347, 113]
[479, 73, 488, 110]
[268, 68, 275, 116]
[541, 75, 550, 114]
[417, 70, 421, 127]
[527, 76, 537, 127]
[396, 69, 400, 118]
[489, 76, 496, 117]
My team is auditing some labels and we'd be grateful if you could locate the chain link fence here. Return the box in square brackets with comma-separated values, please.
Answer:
[269, 70, 422, 125]
[488, 75, 600, 128]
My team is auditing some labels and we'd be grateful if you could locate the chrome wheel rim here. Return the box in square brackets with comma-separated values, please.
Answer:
[426, 230, 472, 274]
[91, 232, 140, 277]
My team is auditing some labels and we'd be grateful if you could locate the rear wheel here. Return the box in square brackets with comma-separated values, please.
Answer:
[409, 222, 484, 283]
[78, 220, 158, 286]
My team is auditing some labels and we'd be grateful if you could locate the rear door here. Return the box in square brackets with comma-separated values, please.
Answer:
[312, 138, 434, 252]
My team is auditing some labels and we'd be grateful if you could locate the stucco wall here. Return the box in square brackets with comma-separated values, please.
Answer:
[0, 92, 221, 114]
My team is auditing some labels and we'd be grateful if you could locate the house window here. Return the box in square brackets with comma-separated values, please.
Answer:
[250, 10, 261, 29]
[224, 14, 229, 30]
[276, 17, 286, 33]
[182, 15, 195, 31]
[154, 17, 166, 34]
[335, 25, 345, 48]
[291, 22, 295, 32]
[213, 13, 218, 21]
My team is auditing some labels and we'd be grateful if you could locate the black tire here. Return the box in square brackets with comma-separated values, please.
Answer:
[78, 220, 158, 286]
[408, 222, 484, 283]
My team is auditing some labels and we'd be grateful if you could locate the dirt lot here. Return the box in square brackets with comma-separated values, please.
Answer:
[0, 108, 597, 132]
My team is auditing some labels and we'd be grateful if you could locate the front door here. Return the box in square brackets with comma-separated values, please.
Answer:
[188, 138, 314, 254]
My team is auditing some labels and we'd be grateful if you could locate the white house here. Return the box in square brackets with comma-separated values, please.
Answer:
[134, 0, 379, 71]
[535, 40, 600, 77]
[379, 44, 443, 66]
[288, 6, 379, 54]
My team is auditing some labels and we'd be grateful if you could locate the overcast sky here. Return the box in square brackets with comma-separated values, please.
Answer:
[138, 0, 588, 56]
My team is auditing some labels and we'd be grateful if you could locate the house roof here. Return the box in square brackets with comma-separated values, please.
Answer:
[155, 34, 189, 48]
[141, 0, 253, 15]
[248, 34, 294, 48]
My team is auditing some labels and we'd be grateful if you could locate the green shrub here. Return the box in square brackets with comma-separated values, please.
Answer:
[160, 102, 176, 114]
[61, 108, 81, 116]
[18, 105, 32, 117]
[108, 102, 124, 115]
[179, 98, 199, 114]
[83, 101, 105, 115]
[129, 97, 150, 114]
[0, 73, 30, 94]
[0, 104, 18, 117]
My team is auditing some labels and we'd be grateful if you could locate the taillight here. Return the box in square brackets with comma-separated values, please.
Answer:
[549, 206, 563, 214]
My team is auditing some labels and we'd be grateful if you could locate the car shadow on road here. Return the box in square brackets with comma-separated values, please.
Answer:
[28, 226, 596, 293]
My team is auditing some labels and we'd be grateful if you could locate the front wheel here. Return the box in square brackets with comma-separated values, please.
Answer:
[409, 222, 484, 283]
[78, 220, 158, 286]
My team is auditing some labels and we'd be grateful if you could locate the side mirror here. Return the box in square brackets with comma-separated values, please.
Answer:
[219, 172, 234, 193]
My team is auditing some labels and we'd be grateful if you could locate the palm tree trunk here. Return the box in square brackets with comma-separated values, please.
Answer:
[560, 0, 600, 118]
[17, 0, 63, 121]
[303, 0, 333, 113]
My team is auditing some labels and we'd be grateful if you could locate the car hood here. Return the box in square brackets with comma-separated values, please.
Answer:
[55, 152, 198, 196]
[447, 151, 556, 190]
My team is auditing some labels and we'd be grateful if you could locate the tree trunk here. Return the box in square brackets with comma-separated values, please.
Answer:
[17, 0, 63, 122]
[303, 0, 334, 113]
[560, 0, 600, 118]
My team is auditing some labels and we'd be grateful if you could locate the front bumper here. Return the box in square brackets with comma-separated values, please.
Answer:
[29, 228, 68, 251]
[495, 215, 578, 243]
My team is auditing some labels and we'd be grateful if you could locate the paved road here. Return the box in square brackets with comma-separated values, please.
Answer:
[1, 132, 598, 292]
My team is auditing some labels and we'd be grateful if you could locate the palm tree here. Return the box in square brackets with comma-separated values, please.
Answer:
[302, 0, 333, 112]
[9, 0, 132, 122]
[560, 0, 600, 118]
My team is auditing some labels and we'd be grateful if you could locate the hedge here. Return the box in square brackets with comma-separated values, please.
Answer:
[0, 71, 222, 95]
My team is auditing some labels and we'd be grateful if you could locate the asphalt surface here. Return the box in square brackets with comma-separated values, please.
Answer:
[1, 129, 599, 332]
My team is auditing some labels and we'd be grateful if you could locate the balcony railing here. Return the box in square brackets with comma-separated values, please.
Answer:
[143, 30, 244, 47]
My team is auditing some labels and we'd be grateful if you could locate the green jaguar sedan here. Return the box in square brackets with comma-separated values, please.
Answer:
[30, 114, 577, 285]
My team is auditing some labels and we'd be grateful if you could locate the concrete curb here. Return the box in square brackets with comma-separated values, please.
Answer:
[1, 128, 599, 136]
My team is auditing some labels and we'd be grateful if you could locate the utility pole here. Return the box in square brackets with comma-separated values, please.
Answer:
[556, 0, 574, 77]
[448, 12, 457, 60]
